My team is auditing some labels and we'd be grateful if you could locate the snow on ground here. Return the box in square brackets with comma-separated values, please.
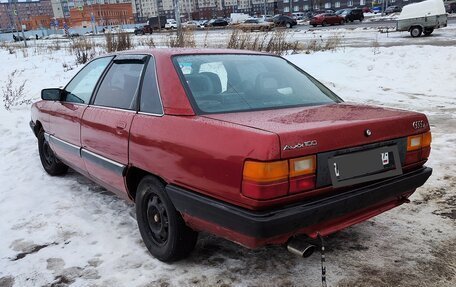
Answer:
[0, 28, 455, 287]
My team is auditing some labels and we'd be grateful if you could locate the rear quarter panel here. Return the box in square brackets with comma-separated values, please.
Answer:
[129, 115, 281, 208]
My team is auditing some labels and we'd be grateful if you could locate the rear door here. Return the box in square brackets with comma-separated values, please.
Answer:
[81, 54, 147, 197]
[49, 57, 113, 174]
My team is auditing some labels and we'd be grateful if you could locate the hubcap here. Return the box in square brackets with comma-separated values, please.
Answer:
[146, 193, 169, 245]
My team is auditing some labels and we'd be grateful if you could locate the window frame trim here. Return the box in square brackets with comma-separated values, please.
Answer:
[89, 54, 156, 113]
[61, 56, 115, 105]
[136, 55, 165, 117]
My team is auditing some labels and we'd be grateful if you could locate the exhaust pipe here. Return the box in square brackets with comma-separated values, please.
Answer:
[287, 237, 316, 258]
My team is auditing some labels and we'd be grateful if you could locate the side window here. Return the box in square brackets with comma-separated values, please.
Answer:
[140, 59, 163, 115]
[93, 62, 144, 110]
[64, 57, 113, 104]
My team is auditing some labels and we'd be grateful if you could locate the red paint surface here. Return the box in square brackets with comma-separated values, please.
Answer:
[30, 49, 432, 248]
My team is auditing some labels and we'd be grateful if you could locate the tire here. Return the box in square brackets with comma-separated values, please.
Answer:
[312, 24, 317, 27]
[423, 28, 434, 36]
[38, 130, 68, 176]
[135, 176, 198, 262]
[286, 22, 291, 28]
[410, 26, 422, 37]
[340, 20, 344, 25]
[322, 21, 328, 27]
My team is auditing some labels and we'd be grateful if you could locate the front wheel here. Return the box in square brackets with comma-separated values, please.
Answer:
[286, 22, 292, 28]
[135, 176, 198, 262]
[410, 26, 422, 37]
[38, 130, 68, 176]
[322, 21, 328, 27]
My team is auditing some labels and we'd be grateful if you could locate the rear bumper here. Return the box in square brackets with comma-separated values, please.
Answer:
[167, 167, 432, 247]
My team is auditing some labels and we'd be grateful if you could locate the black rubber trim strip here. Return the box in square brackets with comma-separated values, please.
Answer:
[81, 149, 126, 176]
[49, 134, 81, 158]
[166, 167, 432, 239]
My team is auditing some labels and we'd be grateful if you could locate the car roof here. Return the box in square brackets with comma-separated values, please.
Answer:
[105, 48, 267, 59]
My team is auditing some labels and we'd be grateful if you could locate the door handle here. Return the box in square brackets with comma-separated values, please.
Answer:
[116, 121, 127, 130]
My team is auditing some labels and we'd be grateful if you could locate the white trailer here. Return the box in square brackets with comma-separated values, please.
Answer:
[396, 0, 448, 37]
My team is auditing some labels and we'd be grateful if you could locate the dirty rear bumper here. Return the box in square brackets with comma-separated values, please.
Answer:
[167, 167, 432, 245]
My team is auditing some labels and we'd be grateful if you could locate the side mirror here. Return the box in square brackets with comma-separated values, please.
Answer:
[41, 88, 63, 101]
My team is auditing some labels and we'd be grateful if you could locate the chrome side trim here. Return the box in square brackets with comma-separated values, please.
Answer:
[138, 111, 164, 117]
[48, 134, 81, 157]
[44, 132, 51, 143]
[81, 148, 126, 176]
[87, 105, 137, 113]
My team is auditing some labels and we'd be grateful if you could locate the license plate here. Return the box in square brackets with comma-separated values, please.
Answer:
[328, 146, 402, 188]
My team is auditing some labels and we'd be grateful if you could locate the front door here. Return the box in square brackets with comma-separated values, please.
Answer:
[49, 57, 113, 175]
[81, 55, 147, 197]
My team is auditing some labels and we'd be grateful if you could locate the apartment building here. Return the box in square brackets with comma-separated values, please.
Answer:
[0, 0, 53, 31]
[69, 3, 134, 27]
[51, 0, 132, 19]
[132, 0, 278, 20]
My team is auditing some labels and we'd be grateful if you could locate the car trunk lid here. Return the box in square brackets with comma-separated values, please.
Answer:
[204, 103, 428, 159]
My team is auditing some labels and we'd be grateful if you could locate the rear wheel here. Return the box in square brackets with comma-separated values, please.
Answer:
[322, 21, 328, 27]
[423, 28, 434, 36]
[135, 176, 198, 262]
[38, 130, 68, 176]
[410, 26, 422, 37]
[340, 20, 344, 25]
[286, 22, 292, 28]
[312, 24, 317, 27]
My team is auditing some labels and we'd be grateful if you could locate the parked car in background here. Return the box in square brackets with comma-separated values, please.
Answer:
[362, 7, 373, 13]
[372, 6, 382, 14]
[292, 12, 306, 20]
[445, 1, 456, 13]
[182, 21, 199, 29]
[261, 14, 274, 22]
[31, 49, 432, 262]
[335, 9, 348, 15]
[134, 25, 152, 35]
[341, 8, 365, 22]
[385, 5, 402, 14]
[272, 15, 297, 28]
[198, 20, 209, 28]
[237, 18, 274, 31]
[207, 18, 229, 27]
[147, 16, 167, 29]
[310, 13, 345, 27]
[165, 19, 177, 29]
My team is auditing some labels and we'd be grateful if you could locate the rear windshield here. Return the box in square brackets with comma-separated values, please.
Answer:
[174, 54, 341, 114]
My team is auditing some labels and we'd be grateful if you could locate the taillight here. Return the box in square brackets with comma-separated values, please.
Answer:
[242, 156, 316, 200]
[405, 131, 431, 165]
